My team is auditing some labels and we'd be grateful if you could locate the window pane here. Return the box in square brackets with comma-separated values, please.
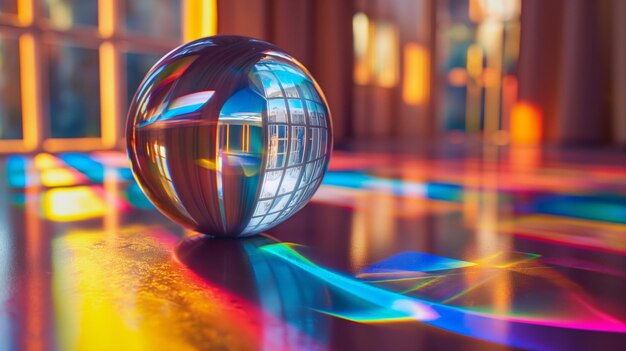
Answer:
[47, 42, 100, 138]
[124, 0, 181, 39]
[125, 52, 161, 107]
[260, 170, 282, 199]
[267, 125, 287, 169]
[279, 166, 301, 195]
[289, 126, 306, 165]
[268, 99, 287, 123]
[0, 0, 17, 14]
[0, 34, 22, 140]
[288, 99, 305, 125]
[44, 0, 98, 29]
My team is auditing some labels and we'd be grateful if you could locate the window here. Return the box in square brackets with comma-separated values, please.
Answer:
[0, 0, 215, 153]
[0, 0, 17, 15]
[125, 52, 163, 108]
[0, 33, 22, 141]
[47, 41, 101, 139]
[124, 0, 182, 39]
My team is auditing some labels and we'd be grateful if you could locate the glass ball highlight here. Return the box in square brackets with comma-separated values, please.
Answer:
[127, 36, 332, 237]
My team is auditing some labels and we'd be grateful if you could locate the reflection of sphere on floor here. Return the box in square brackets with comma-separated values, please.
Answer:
[175, 234, 330, 348]
[127, 35, 333, 237]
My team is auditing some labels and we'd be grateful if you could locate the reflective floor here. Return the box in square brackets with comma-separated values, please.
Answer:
[1, 144, 625, 351]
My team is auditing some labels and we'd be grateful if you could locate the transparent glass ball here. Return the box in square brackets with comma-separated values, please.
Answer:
[127, 35, 332, 237]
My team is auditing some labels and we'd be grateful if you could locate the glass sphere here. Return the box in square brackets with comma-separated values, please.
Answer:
[127, 36, 332, 237]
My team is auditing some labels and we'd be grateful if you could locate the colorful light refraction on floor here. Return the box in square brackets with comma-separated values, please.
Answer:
[260, 243, 626, 351]
[2, 149, 626, 350]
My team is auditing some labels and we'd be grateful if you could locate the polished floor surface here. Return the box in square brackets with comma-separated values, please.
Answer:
[1, 144, 625, 350]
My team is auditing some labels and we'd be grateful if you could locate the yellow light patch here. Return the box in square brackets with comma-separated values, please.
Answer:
[42, 186, 106, 221]
[183, 0, 217, 42]
[52, 228, 260, 351]
[373, 23, 399, 88]
[34, 153, 62, 170]
[402, 43, 429, 105]
[353, 12, 371, 85]
[41, 168, 82, 187]
[510, 102, 542, 145]
[195, 158, 217, 170]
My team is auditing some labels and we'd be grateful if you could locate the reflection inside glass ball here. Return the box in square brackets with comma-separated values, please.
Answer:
[127, 36, 332, 237]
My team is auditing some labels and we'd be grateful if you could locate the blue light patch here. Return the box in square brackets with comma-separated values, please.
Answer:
[6, 155, 28, 188]
[60, 153, 105, 183]
[125, 183, 154, 209]
[322, 171, 426, 197]
[532, 194, 626, 225]
[360, 252, 476, 277]
[425, 183, 463, 202]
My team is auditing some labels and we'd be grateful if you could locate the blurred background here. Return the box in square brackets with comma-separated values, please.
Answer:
[0, 0, 625, 154]
[1, 3, 626, 350]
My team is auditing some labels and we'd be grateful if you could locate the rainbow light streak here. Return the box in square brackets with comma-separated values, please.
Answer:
[135, 56, 199, 125]
[439, 272, 501, 304]
[152, 55, 198, 90]
[530, 194, 626, 225]
[140, 90, 215, 128]
[240, 239, 330, 350]
[326, 152, 626, 196]
[161, 91, 215, 120]
[475, 251, 541, 268]
[260, 243, 439, 323]
[358, 252, 476, 279]
[540, 257, 626, 278]
[503, 214, 626, 254]
[321, 171, 464, 202]
[322, 172, 425, 197]
[261, 243, 626, 350]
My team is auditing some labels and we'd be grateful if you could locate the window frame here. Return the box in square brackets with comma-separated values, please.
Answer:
[0, 0, 215, 153]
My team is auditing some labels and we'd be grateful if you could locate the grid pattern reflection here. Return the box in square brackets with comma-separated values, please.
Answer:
[244, 61, 330, 234]
[127, 37, 331, 238]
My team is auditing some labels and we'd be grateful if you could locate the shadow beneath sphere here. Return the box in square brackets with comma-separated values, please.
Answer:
[174, 233, 331, 350]
[175, 234, 277, 301]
